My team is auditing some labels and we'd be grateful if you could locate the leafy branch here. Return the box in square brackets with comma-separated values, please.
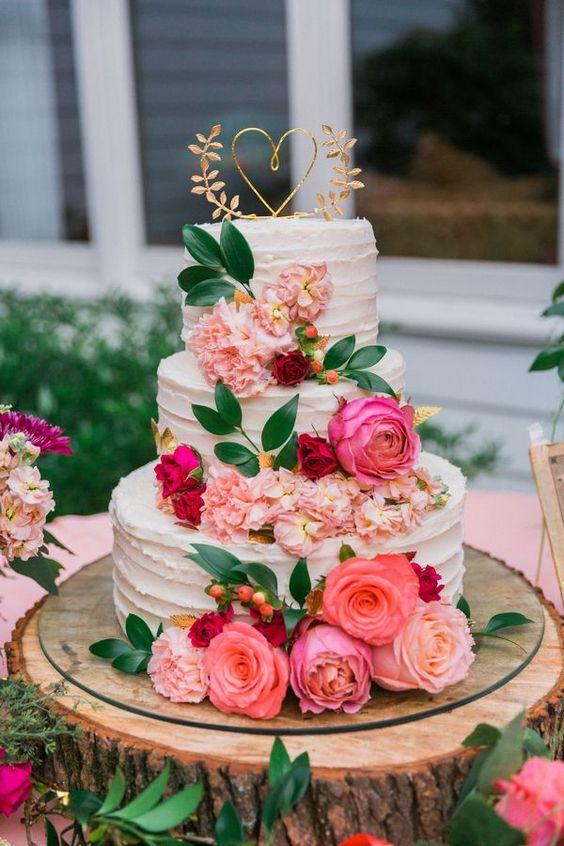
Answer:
[89, 614, 162, 674]
[529, 279, 564, 440]
[314, 125, 364, 220]
[189, 124, 242, 221]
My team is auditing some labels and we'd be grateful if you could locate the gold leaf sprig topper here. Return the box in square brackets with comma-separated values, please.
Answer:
[188, 123, 364, 221]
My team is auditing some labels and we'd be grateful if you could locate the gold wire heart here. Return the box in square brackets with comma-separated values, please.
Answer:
[231, 127, 318, 217]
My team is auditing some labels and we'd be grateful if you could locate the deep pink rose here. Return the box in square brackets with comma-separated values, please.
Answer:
[290, 623, 372, 714]
[328, 397, 421, 485]
[411, 561, 444, 602]
[188, 605, 234, 648]
[0, 748, 32, 816]
[154, 444, 202, 498]
[297, 433, 339, 479]
[249, 606, 288, 647]
[322, 554, 419, 646]
[495, 757, 564, 845]
[273, 351, 310, 386]
[172, 485, 206, 526]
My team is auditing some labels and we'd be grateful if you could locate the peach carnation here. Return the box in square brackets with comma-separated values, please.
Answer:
[322, 554, 419, 646]
[204, 621, 289, 720]
[148, 627, 209, 703]
[495, 757, 564, 845]
[371, 600, 475, 694]
[274, 262, 333, 322]
[200, 463, 272, 544]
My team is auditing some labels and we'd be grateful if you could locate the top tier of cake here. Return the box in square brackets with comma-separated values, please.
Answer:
[181, 217, 379, 349]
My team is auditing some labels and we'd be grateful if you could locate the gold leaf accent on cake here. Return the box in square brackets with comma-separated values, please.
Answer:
[234, 289, 254, 307]
[315, 335, 330, 350]
[248, 525, 275, 544]
[414, 406, 443, 427]
[305, 587, 324, 617]
[258, 451, 275, 469]
[170, 613, 197, 629]
[151, 419, 178, 454]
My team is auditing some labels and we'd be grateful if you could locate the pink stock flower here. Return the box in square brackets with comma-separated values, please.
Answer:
[371, 600, 475, 694]
[204, 621, 289, 720]
[0, 748, 32, 816]
[328, 397, 421, 485]
[188, 606, 234, 648]
[0, 411, 72, 455]
[200, 464, 272, 544]
[0, 436, 21, 481]
[297, 475, 355, 533]
[273, 510, 326, 557]
[495, 757, 564, 846]
[353, 493, 405, 541]
[6, 466, 53, 509]
[323, 554, 419, 646]
[154, 444, 202, 498]
[148, 627, 209, 703]
[261, 467, 303, 517]
[255, 288, 292, 337]
[290, 623, 372, 714]
[274, 263, 333, 322]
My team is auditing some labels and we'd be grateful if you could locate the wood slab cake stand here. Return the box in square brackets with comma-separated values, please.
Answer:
[6, 547, 564, 846]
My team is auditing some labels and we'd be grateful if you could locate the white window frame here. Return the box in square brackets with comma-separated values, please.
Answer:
[0, 0, 562, 347]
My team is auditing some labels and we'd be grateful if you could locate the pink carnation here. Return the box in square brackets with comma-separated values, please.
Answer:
[200, 463, 272, 544]
[148, 627, 209, 703]
[495, 757, 564, 845]
[189, 298, 292, 397]
[290, 623, 372, 714]
[273, 263, 333, 322]
[371, 600, 475, 694]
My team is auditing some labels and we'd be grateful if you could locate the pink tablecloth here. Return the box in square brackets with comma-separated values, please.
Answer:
[1, 492, 562, 841]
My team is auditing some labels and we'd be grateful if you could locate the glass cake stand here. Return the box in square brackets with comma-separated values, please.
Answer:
[38, 546, 545, 736]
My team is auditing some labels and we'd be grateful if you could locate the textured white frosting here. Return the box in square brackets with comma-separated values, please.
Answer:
[181, 217, 379, 349]
[111, 452, 466, 631]
[157, 348, 406, 464]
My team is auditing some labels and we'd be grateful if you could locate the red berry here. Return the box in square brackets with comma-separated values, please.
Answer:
[326, 369, 339, 385]
[312, 360, 323, 374]
[209, 584, 223, 599]
[259, 603, 274, 618]
[238, 585, 254, 603]
[305, 324, 318, 339]
[252, 591, 266, 606]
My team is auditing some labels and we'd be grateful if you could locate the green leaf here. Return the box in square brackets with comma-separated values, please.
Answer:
[529, 346, 564, 372]
[43, 528, 73, 554]
[125, 613, 156, 651]
[186, 279, 236, 306]
[339, 543, 356, 562]
[214, 800, 245, 846]
[269, 737, 292, 788]
[483, 612, 533, 634]
[289, 558, 311, 607]
[283, 607, 306, 638]
[323, 335, 356, 370]
[522, 727, 551, 759]
[156, 622, 164, 638]
[233, 562, 278, 595]
[457, 595, 471, 618]
[450, 795, 524, 846]
[542, 301, 564, 317]
[95, 769, 126, 816]
[346, 345, 387, 370]
[235, 455, 260, 477]
[68, 790, 103, 825]
[552, 279, 564, 301]
[10, 556, 61, 595]
[462, 724, 502, 748]
[274, 431, 298, 471]
[215, 381, 242, 427]
[182, 224, 224, 268]
[188, 543, 245, 583]
[45, 818, 60, 846]
[345, 369, 396, 397]
[214, 442, 256, 467]
[455, 746, 491, 809]
[477, 711, 525, 795]
[178, 265, 224, 293]
[262, 753, 310, 832]
[133, 784, 203, 832]
[111, 649, 150, 674]
[192, 404, 236, 435]
[220, 219, 254, 284]
[262, 394, 299, 451]
[111, 763, 170, 821]
[89, 638, 131, 660]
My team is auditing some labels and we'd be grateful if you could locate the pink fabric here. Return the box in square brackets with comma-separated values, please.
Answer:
[0, 492, 562, 842]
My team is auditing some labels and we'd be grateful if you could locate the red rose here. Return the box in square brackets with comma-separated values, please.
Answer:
[155, 444, 202, 498]
[411, 561, 444, 602]
[0, 748, 32, 816]
[297, 433, 339, 479]
[273, 351, 310, 386]
[249, 606, 288, 647]
[188, 606, 234, 648]
[172, 485, 206, 526]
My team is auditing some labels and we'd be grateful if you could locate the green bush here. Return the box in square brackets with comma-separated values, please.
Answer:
[0, 287, 499, 516]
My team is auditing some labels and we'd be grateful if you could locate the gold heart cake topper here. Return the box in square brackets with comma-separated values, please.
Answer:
[188, 123, 364, 221]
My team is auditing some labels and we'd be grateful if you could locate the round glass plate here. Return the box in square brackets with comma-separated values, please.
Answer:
[38, 547, 545, 736]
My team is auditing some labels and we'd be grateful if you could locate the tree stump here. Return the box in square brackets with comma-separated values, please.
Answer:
[6, 547, 563, 846]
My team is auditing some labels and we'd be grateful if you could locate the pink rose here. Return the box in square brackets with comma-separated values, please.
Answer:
[154, 444, 202, 498]
[171, 485, 206, 526]
[274, 262, 333, 322]
[290, 623, 372, 714]
[495, 757, 564, 846]
[188, 606, 234, 648]
[148, 627, 209, 703]
[204, 621, 289, 720]
[0, 748, 32, 816]
[322, 554, 419, 646]
[411, 561, 444, 602]
[328, 397, 421, 485]
[372, 600, 475, 694]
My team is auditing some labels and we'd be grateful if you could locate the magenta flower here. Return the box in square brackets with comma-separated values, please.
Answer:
[0, 411, 72, 455]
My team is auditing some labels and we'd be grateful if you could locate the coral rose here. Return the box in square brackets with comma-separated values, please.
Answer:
[290, 623, 372, 714]
[372, 600, 475, 694]
[495, 757, 564, 846]
[322, 554, 419, 646]
[328, 397, 421, 485]
[204, 621, 289, 719]
[0, 748, 32, 816]
[339, 836, 393, 846]
[154, 444, 202, 498]
[148, 627, 209, 703]
[188, 606, 233, 648]
[273, 351, 310, 386]
[297, 433, 339, 479]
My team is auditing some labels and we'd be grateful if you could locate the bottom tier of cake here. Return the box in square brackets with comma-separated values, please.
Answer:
[110, 452, 466, 631]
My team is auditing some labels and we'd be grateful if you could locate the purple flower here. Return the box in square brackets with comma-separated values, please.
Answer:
[0, 411, 72, 455]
